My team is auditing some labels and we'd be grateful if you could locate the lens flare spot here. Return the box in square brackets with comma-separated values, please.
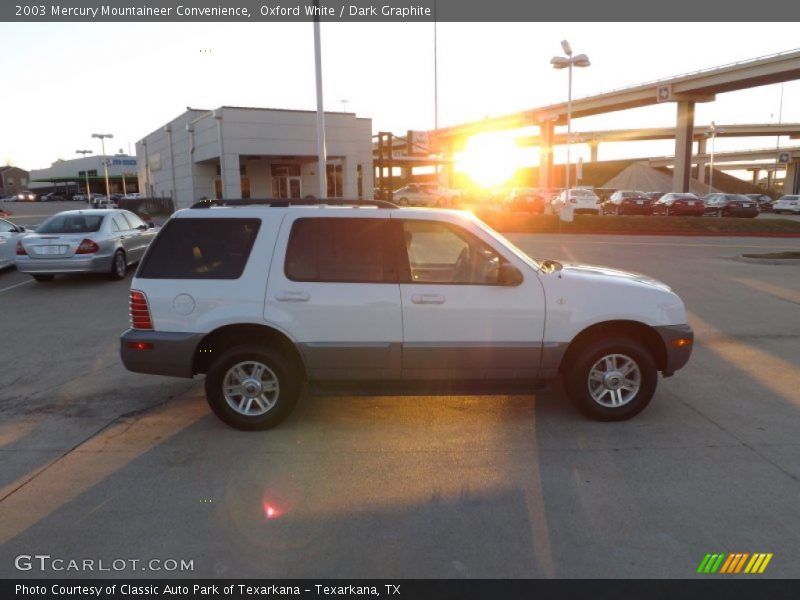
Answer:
[262, 501, 282, 520]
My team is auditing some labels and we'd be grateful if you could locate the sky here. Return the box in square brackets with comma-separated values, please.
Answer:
[1, 21, 799, 177]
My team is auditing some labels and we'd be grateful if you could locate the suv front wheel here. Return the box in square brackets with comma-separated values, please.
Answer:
[205, 345, 300, 430]
[563, 337, 657, 421]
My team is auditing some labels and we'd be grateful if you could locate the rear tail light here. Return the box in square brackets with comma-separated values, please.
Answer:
[76, 239, 100, 254]
[130, 290, 153, 330]
[16, 241, 27, 255]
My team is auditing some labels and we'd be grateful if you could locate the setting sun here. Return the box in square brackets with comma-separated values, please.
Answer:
[454, 131, 526, 188]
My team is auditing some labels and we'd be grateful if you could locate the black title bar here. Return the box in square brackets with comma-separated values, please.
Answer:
[4, 0, 800, 21]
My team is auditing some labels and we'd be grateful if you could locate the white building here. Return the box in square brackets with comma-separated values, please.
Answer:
[30, 155, 138, 193]
[136, 106, 373, 209]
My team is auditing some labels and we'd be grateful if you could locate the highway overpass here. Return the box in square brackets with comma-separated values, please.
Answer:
[433, 48, 800, 193]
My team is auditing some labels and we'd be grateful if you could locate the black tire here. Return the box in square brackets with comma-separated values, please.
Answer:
[32, 274, 54, 282]
[563, 336, 658, 421]
[109, 250, 127, 280]
[205, 345, 300, 431]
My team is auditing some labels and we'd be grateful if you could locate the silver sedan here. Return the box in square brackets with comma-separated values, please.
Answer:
[15, 209, 158, 282]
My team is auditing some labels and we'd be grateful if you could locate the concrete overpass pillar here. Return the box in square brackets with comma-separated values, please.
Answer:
[785, 162, 800, 194]
[672, 101, 695, 193]
[539, 119, 554, 189]
[589, 141, 599, 162]
[751, 169, 759, 185]
[696, 137, 707, 183]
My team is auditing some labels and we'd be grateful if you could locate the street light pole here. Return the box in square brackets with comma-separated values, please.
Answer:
[75, 149, 93, 204]
[551, 41, 590, 203]
[312, 0, 328, 200]
[706, 122, 722, 191]
[92, 133, 114, 204]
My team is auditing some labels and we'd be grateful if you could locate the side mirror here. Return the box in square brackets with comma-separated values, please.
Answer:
[136, 224, 148, 231]
[147, 222, 155, 229]
[498, 263, 523, 286]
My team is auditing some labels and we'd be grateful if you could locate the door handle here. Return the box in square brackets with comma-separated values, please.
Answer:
[275, 291, 310, 302]
[411, 293, 445, 305]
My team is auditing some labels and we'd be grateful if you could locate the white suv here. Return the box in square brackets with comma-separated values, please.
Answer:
[120, 200, 693, 430]
[773, 195, 800, 214]
[393, 184, 458, 207]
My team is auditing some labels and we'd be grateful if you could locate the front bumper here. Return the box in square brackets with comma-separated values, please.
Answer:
[16, 253, 114, 274]
[654, 324, 694, 376]
[120, 329, 204, 378]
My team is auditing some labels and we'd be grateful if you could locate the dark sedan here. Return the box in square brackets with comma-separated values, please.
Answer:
[601, 190, 654, 215]
[652, 193, 705, 216]
[703, 193, 759, 218]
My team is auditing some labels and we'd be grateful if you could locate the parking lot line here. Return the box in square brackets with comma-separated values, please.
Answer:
[0, 280, 33, 294]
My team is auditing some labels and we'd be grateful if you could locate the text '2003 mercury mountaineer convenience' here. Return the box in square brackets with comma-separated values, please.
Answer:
[120, 200, 693, 430]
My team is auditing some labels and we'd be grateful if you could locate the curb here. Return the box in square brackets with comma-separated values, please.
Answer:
[498, 230, 800, 238]
[736, 256, 800, 265]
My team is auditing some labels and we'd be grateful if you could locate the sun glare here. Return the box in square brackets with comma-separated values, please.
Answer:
[455, 132, 524, 188]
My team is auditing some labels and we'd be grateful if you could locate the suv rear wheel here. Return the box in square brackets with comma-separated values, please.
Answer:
[563, 337, 657, 421]
[205, 345, 300, 430]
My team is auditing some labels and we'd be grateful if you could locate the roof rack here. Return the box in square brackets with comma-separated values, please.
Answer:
[190, 198, 399, 209]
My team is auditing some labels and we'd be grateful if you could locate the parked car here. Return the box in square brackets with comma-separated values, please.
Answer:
[40, 192, 67, 202]
[503, 188, 547, 214]
[601, 190, 655, 216]
[652, 193, 705, 217]
[744, 194, 774, 213]
[15, 209, 157, 282]
[772, 195, 800, 215]
[1, 194, 17, 202]
[552, 188, 601, 215]
[123, 193, 142, 200]
[72, 193, 88, 203]
[393, 183, 458, 207]
[702, 194, 759, 218]
[119, 200, 693, 430]
[643, 191, 665, 203]
[16, 190, 38, 202]
[0, 218, 30, 269]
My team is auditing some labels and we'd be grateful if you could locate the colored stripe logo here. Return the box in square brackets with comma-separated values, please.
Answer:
[697, 553, 773, 574]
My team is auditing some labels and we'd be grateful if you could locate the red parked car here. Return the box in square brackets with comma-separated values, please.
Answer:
[652, 193, 705, 216]
[703, 193, 759, 218]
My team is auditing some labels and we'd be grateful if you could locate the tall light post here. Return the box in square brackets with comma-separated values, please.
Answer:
[312, 0, 327, 200]
[75, 149, 93, 203]
[706, 122, 723, 191]
[550, 41, 590, 199]
[340, 99, 348, 113]
[92, 133, 113, 203]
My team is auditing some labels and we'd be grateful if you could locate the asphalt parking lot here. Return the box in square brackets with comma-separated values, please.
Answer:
[1, 204, 799, 578]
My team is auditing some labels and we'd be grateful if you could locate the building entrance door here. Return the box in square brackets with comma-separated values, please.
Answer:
[271, 165, 302, 199]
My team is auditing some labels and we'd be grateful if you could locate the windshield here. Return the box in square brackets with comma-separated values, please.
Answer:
[468, 213, 542, 271]
[37, 213, 104, 234]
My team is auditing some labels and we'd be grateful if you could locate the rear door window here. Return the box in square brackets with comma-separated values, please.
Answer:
[138, 218, 261, 279]
[285, 218, 395, 283]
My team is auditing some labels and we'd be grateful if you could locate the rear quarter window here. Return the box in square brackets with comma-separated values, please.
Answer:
[138, 218, 261, 279]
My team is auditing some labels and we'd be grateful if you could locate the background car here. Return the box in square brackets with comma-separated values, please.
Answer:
[40, 192, 67, 202]
[16, 190, 38, 202]
[393, 183, 458, 207]
[745, 193, 774, 213]
[503, 188, 547, 213]
[0, 217, 31, 269]
[72, 193, 88, 202]
[601, 190, 655, 215]
[123, 192, 142, 200]
[15, 209, 157, 282]
[652, 193, 704, 216]
[703, 193, 759, 218]
[551, 188, 601, 215]
[773, 194, 800, 215]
